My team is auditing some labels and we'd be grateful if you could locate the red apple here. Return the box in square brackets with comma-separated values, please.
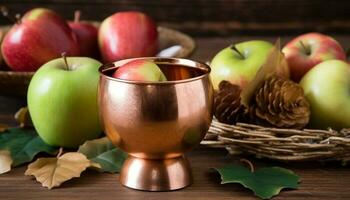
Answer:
[282, 32, 346, 82]
[1, 8, 79, 72]
[98, 11, 158, 63]
[68, 10, 99, 58]
[113, 59, 166, 82]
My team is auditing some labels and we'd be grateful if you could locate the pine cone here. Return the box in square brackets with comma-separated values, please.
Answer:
[250, 76, 310, 129]
[214, 81, 246, 124]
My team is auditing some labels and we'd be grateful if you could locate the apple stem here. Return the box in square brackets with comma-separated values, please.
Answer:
[61, 52, 70, 71]
[230, 45, 245, 59]
[57, 147, 64, 158]
[240, 158, 254, 172]
[299, 41, 311, 55]
[14, 13, 21, 24]
[0, 6, 20, 25]
[74, 10, 81, 23]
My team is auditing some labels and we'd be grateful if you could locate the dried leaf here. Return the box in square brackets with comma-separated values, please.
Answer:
[14, 107, 33, 128]
[78, 137, 126, 173]
[0, 124, 9, 132]
[215, 163, 300, 199]
[0, 128, 57, 166]
[241, 39, 289, 107]
[25, 152, 92, 189]
[0, 150, 12, 174]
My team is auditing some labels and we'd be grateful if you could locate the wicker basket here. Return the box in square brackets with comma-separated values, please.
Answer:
[0, 24, 195, 97]
[201, 119, 350, 163]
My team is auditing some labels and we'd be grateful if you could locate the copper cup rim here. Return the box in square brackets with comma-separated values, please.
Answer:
[99, 57, 211, 85]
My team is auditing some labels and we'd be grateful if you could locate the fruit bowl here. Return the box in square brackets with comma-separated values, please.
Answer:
[0, 24, 195, 97]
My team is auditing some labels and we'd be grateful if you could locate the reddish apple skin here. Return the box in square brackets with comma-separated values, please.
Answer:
[99, 11, 158, 63]
[1, 8, 79, 72]
[282, 32, 346, 82]
[112, 60, 166, 81]
[69, 21, 99, 58]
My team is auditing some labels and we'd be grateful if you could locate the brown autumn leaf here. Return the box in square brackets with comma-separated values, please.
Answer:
[25, 149, 99, 189]
[14, 107, 33, 128]
[0, 150, 12, 174]
[0, 124, 9, 133]
[240, 38, 289, 107]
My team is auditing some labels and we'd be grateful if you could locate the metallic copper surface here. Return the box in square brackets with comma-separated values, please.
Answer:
[120, 156, 192, 191]
[98, 57, 213, 191]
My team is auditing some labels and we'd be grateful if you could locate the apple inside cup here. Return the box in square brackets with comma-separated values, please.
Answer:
[112, 60, 167, 82]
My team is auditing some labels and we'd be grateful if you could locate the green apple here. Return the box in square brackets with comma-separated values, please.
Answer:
[211, 40, 288, 90]
[27, 56, 102, 148]
[300, 60, 350, 129]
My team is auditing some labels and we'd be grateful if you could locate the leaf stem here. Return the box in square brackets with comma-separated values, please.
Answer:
[299, 41, 311, 55]
[230, 45, 245, 59]
[240, 158, 254, 172]
[14, 13, 21, 24]
[57, 147, 63, 158]
[61, 52, 70, 71]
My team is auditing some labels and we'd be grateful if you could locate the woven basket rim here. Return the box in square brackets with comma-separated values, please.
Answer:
[202, 119, 350, 162]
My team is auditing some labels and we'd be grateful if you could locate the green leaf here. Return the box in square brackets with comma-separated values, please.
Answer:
[215, 163, 300, 199]
[78, 137, 127, 173]
[0, 128, 58, 166]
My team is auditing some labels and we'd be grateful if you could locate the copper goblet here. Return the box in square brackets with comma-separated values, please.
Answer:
[98, 57, 213, 191]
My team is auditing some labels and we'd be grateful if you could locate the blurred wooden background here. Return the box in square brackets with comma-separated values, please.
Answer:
[1, 0, 350, 35]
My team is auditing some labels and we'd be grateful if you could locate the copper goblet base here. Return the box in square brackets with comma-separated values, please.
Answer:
[120, 155, 192, 191]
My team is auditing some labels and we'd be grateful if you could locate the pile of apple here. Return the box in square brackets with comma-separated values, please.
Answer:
[1, 7, 158, 71]
[0, 7, 160, 148]
[211, 33, 350, 130]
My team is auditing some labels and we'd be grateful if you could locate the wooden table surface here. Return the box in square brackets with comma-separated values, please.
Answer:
[1, 35, 350, 200]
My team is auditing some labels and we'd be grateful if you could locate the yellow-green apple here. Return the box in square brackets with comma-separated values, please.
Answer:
[68, 10, 98, 58]
[1, 8, 79, 72]
[113, 59, 167, 81]
[98, 11, 158, 63]
[210, 40, 288, 90]
[27, 56, 102, 148]
[283, 33, 346, 82]
[300, 60, 350, 129]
